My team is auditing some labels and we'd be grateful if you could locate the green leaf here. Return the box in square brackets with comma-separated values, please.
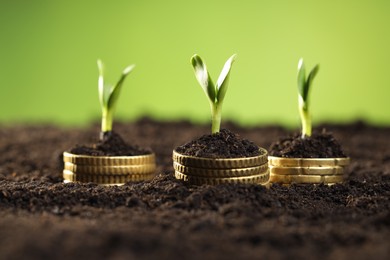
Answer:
[97, 59, 106, 107]
[297, 58, 307, 101]
[106, 64, 135, 110]
[305, 64, 319, 100]
[216, 54, 236, 103]
[190, 54, 216, 102]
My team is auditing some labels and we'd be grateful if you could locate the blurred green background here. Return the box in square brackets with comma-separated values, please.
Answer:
[0, 0, 389, 127]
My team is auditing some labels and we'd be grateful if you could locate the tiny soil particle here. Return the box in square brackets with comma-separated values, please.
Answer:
[268, 130, 347, 158]
[175, 129, 260, 158]
[69, 131, 151, 156]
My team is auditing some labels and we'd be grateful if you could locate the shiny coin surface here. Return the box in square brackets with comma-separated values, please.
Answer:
[63, 152, 156, 166]
[269, 165, 344, 176]
[174, 161, 268, 177]
[174, 170, 269, 185]
[268, 156, 350, 167]
[64, 162, 156, 175]
[270, 173, 344, 184]
[63, 169, 155, 184]
[173, 148, 268, 169]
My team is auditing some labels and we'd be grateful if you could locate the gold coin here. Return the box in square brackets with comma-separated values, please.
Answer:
[63, 152, 156, 166]
[63, 169, 155, 184]
[64, 162, 156, 175]
[173, 161, 268, 177]
[270, 173, 344, 184]
[269, 165, 344, 176]
[268, 156, 350, 167]
[174, 170, 269, 185]
[172, 148, 268, 169]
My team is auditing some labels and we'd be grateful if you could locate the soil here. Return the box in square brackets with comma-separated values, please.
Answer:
[175, 129, 260, 158]
[269, 131, 347, 158]
[0, 118, 389, 259]
[69, 131, 151, 156]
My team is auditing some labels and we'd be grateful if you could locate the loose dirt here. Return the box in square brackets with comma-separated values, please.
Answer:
[0, 119, 389, 259]
[269, 131, 347, 158]
[175, 128, 260, 158]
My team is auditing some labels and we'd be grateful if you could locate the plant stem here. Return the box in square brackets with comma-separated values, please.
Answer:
[211, 103, 222, 134]
[101, 109, 113, 135]
[299, 106, 311, 138]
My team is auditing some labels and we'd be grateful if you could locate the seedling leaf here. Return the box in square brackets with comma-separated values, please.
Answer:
[97, 59, 106, 107]
[305, 64, 319, 102]
[107, 64, 135, 109]
[191, 54, 216, 102]
[297, 58, 307, 102]
[216, 54, 236, 103]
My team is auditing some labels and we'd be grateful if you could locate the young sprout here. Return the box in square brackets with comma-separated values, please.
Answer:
[191, 54, 236, 134]
[297, 58, 319, 138]
[97, 59, 135, 140]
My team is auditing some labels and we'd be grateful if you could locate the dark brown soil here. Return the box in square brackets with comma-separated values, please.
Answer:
[0, 118, 389, 259]
[69, 131, 151, 156]
[269, 131, 347, 158]
[175, 129, 260, 158]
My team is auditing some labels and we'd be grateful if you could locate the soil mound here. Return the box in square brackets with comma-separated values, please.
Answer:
[175, 129, 260, 158]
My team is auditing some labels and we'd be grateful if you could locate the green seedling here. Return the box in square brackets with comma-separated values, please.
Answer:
[97, 59, 135, 140]
[190, 54, 236, 134]
[297, 58, 319, 138]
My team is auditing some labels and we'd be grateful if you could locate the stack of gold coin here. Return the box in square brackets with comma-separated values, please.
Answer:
[173, 148, 269, 185]
[63, 152, 156, 185]
[268, 157, 350, 185]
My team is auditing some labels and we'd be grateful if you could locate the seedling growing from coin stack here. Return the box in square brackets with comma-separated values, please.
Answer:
[191, 54, 236, 134]
[98, 59, 135, 141]
[297, 58, 319, 138]
[267, 58, 350, 186]
[63, 59, 156, 185]
[172, 54, 270, 186]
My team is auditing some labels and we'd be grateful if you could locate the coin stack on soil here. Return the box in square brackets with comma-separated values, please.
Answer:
[63, 152, 156, 185]
[268, 157, 350, 185]
[173, 148, 270, 185]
